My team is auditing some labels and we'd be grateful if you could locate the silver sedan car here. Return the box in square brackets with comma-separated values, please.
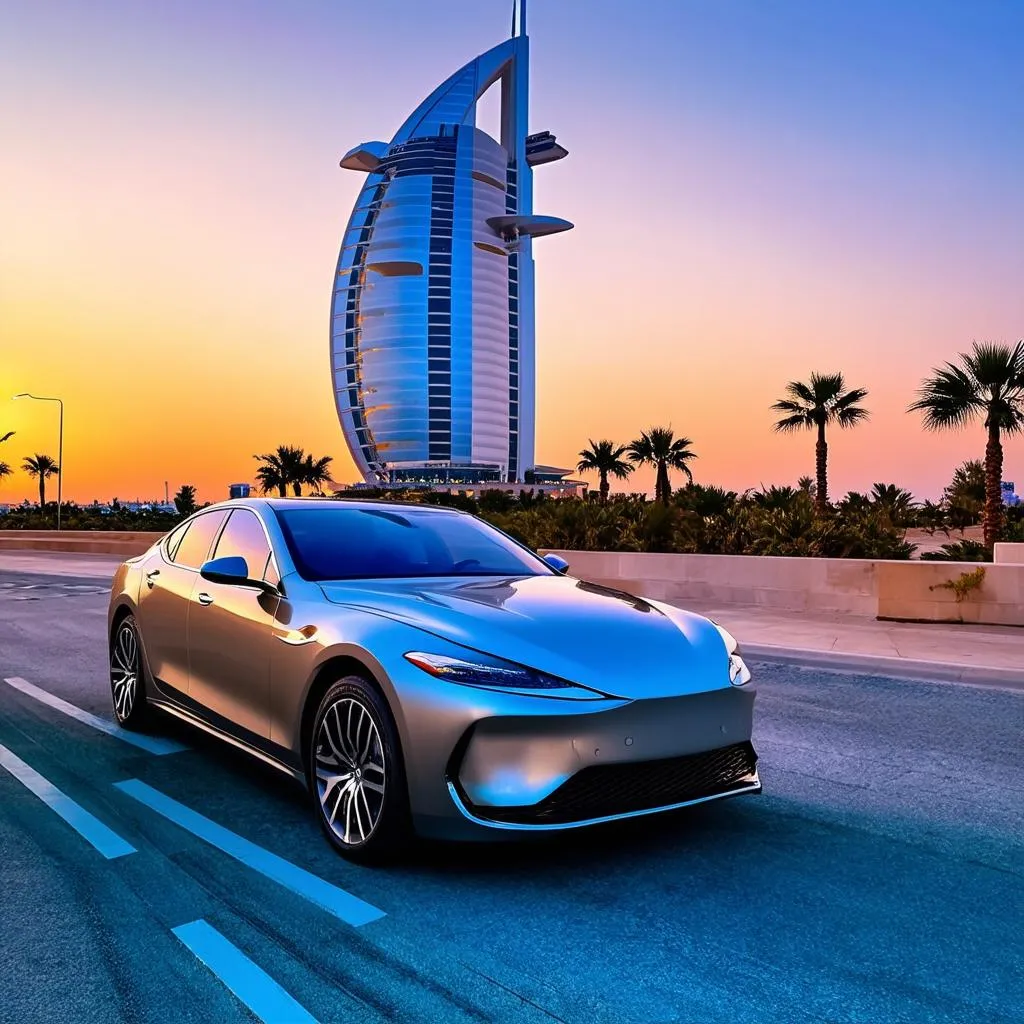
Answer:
[108, 498, 759, 861]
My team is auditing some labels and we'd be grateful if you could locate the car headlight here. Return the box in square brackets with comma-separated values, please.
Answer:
[404, 651, 606, 699]
[712, 623, 752, 687]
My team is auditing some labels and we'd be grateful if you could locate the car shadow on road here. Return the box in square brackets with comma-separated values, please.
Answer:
[404, 798, 768, 877]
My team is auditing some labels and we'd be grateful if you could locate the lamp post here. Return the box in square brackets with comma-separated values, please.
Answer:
[13, 393, 64, 531]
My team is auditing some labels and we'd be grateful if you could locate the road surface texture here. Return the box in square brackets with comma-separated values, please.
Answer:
[1, 563, 1021, 1023]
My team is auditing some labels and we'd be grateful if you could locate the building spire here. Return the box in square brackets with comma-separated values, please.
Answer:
[512, 0, 526, 37]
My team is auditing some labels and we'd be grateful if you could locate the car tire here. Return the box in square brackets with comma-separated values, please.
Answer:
[309, 676, 410, 864]
[109, 614, 152, 731]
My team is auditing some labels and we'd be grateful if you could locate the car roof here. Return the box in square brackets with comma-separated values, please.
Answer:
[206, 497, 469, 515]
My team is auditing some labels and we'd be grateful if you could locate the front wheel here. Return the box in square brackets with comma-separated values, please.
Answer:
[110, 614, 151, 730]
[310, 676, 410, 863]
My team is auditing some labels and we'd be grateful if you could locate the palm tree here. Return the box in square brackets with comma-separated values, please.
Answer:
[910, 341, 1024, 549]
[772, 373, 870, 515]
[253, 445, 307, 497]
[942, 459, 985, 529]
[576, 439, 633, 502]
[869, 483, 917, 527]
[675, 482, 736, 517]
[302, 454, 334, 496]
[751, 485, 801, 511]
[627, 427, 698, 505]
[22, 453, 59, 509]
[945, 459, 986, 507]
[0, 431, 13, 444]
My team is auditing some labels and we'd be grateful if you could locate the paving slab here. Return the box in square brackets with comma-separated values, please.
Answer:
[688, 603, 1023, 688]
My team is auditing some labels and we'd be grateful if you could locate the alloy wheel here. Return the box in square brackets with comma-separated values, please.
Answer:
[110, 621, 139, 721]
[315, 698, 386, 846]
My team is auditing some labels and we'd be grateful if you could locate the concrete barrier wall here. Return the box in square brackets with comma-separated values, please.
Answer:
[0, 530, 163, 556]
[3, 533, 1022, 627]
[994, 543, 1024, 565]
[547, 550, 1024, 627]
[875, 560, 1023, 626]
[546, 551, 880, 615]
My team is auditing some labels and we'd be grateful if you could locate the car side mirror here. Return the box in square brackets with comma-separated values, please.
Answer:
[542, 553, 570, 574]
[200, 555, 263, 589]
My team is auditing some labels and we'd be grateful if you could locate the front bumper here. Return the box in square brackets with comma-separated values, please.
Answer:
[441, 686, 759, 834]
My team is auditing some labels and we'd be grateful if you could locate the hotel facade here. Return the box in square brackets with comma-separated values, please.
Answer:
[330, 6, 571, 485]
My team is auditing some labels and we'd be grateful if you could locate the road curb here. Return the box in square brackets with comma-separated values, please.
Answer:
[746, 642, 1024, 690]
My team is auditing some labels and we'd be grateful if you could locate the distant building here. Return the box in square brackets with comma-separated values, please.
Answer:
[339, 464, 586, 499]
[331, 4, 571, 486]
[1001, 481, 1021, 507]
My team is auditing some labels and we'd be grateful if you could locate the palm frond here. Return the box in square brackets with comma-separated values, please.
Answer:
[773, 411, 812, 433]
[809, 372, 846, 404]
[909, 361, 984, 430]
[785, 380, 816, 405]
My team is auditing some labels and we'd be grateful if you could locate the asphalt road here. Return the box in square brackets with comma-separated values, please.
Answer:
[1, 564, 1022, 1024]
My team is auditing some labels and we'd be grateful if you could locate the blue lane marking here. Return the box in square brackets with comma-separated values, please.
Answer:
[173, 919, 319, 1024]
[3, 676, 187, 756]
[0, 742, 136, 859]
[114, 779, 385, 927]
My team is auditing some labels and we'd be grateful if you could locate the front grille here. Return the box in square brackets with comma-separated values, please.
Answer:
[474, 742, 758, 826]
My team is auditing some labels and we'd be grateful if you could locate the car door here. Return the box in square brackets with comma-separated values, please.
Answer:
[135, 509, 228, 697]
[186, 507, 281, 740]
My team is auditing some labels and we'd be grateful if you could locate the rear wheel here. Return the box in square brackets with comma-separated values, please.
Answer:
[310, 676, 410, 864]
[109, 614, 151, 730]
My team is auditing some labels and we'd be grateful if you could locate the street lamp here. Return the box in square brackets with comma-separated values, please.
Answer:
[13, 393, 64, 531]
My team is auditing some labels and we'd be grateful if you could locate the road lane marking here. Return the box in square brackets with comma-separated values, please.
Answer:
[3, 677, 187, 755]
[0, 742, 136, 859]
[114, 779, 385, 927]
[172, 919, 319, 1024]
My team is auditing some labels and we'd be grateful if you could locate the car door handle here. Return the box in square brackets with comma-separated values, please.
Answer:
[196, 592, 214, 606]
[276, 625, 319, 645]
[145, 569, 161, 589]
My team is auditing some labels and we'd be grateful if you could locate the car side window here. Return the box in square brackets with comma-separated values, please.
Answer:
[173, 511, 229, 570]
[165, 521, 190, 561]
[263, 555, 281, 589]
[212, 509, 273, 581]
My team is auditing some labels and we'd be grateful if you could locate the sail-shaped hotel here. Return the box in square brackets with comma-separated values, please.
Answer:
[331, 3, 571, 485]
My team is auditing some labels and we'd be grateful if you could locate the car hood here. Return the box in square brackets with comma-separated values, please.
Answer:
[318, 574, 731, 699]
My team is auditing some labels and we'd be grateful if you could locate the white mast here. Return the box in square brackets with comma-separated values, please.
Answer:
[512, 0, 527, 38]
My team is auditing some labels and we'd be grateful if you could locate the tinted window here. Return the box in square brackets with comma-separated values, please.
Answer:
[274, 506, 551, 582]
[165, 521, 190, 560]
[213, 509, 272, 580]
[263, 555, 281, 589]
[173, 511, 228, 570]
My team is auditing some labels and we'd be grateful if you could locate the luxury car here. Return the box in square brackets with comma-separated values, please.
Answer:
[108, 498, 760, 861]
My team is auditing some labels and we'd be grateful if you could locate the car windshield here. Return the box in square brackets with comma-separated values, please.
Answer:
[273, 506, 553, 582]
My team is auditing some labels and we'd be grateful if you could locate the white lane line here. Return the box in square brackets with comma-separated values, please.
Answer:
[3, 677, 187, 755]
[115, 779, 385, 927]
[0, 742, 136, 859]
[173, 919, 319, 1024]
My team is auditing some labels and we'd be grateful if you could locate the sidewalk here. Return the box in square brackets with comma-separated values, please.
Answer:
[689, 602, 1023, 689]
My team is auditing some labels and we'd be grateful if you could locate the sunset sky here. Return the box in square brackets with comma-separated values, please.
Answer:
[2, 0, 1022, 506]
